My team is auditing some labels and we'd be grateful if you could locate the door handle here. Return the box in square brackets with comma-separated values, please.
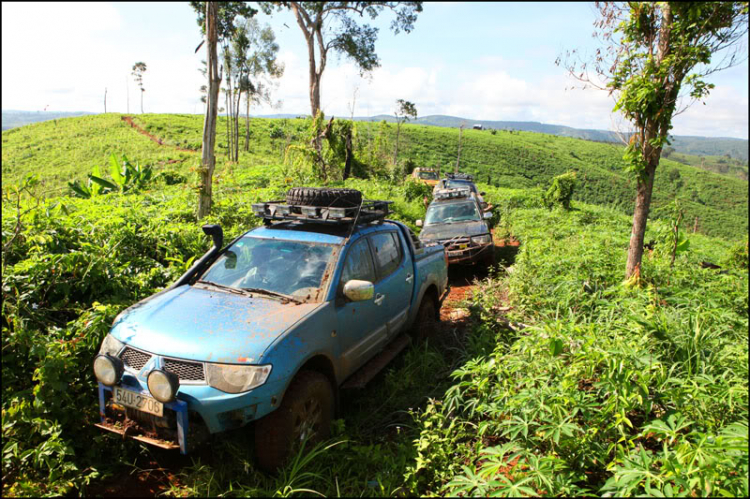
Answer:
[406, 273, 414, 283]
[374, 293, 385, 305]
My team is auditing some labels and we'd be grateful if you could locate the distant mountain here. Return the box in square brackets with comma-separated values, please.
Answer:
[2, 110, 96, 130]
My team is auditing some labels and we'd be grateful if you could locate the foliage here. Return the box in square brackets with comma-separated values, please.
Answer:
[410, 192, 748, 497]
[542, 170, 577, 210]
[68, 153, 153, 198]
[2, 111, 748, 496]
[403, 178, 432, 202]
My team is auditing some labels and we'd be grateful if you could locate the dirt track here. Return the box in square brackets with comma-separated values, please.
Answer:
[121, 115, 198, 153]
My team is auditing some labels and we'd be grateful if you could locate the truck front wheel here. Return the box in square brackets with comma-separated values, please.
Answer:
[412, 296, 439, 341]
[254, 371, 334, 472]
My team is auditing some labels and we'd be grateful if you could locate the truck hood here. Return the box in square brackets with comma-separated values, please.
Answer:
[110, 285, 320, 364]
[420, 220, 489, 242]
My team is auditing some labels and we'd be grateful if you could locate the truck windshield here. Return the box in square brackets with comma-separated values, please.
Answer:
[425, 201, 480, 225]
[418, 171, 438, 180]
[200, 237, 334, 299]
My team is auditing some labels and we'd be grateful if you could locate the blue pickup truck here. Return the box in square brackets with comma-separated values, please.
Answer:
[92, 188, 448, 470]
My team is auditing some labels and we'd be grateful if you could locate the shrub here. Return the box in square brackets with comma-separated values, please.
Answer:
[542, 171, 577, 210]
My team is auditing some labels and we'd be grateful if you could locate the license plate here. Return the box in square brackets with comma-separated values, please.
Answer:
[448, 250, 463, 257]
[114, 386, 163, 417]
[458, 244, 468, 249]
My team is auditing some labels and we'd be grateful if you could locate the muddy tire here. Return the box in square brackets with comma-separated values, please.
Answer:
[412, 296, 439, 341]
[254, 371, 334, 472]
[285, 187, 362, 208]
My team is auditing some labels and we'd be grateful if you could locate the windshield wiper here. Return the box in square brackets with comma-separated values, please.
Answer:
[195, 279, 252, 297]
[240, 287, 302, 304]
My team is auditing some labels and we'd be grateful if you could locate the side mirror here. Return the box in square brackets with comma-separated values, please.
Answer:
[224, 250, 237, 269]
[483, 212, 493, 220]
[416, 220, 423, 227]
[343, 280, 374, 302]
[202, 224, 223, 249]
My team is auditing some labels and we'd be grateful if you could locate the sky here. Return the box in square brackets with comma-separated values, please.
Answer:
[2, 2, 748, 139]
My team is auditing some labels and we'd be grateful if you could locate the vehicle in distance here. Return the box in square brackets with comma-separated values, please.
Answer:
[92, 188, 449, 471]
[417, 188, 494, 267]
[433, 173, 487, 209]
[409, 167, 440, 187]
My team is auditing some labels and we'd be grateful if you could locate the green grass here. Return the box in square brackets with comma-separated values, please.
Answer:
[2, 113, 747, 239]
[2, 114, 747, 497]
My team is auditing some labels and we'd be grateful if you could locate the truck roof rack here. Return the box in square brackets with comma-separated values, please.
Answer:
[434, 187, 473, 201]
[446, 172, 474, 181]
[252, 199, 392, 226]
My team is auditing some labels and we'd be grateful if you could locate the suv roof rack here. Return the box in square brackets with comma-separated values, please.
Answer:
[446, 172, 474, 181]
[252, 199, 392, 226]
[434, 187, 473, 201]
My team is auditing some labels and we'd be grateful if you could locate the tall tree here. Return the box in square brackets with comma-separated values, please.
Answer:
[197, 2, 220, 219]
[561, 2, 748, 280]
[393, 99, 417, 165]
[191, 1, 257, 218]
[131, 62, 147, 114]
[236, 18, 284, 153]
[263, 2, 422, 118]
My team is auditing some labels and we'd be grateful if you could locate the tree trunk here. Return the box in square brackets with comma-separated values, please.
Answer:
[310, 75, 321, 118]
[625, 159, 657, 279]
[343, 127, 353, 180]
[245, 95, 251, 152]
[393, 121, 401, 165]
[140, 89, 144, 114]
[198, 1, 219, 220]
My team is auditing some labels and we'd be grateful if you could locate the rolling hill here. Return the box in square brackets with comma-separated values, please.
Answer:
[2, 113, 747, 239]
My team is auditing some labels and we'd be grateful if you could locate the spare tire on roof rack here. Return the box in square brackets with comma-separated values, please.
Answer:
[285, 187, 362, 208]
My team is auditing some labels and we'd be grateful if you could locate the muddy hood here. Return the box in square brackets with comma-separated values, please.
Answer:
[110, 285, 320, 364]
[420, 221, 489, 242]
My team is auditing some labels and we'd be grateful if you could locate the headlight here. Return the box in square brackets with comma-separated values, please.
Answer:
[99, 334, 125, 356]
[147, 369, 180, 403]
[472, 234, 492, 245]
[93, 354, 124, 386]
[206, 364, 272, 394]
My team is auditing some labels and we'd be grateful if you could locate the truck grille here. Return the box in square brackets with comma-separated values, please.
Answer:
[164, 358, 205, 382]
[121, 347, 152, 371]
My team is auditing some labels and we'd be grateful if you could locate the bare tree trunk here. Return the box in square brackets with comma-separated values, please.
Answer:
[198, 1, 219, 220]
[225, 90, 231, 160]
[625, 159, 657, 279]
[247, 104, 251, 151]
[343, 127, 353, 180]
[393, 121, 401, 165]
[140, 89, 144, 114]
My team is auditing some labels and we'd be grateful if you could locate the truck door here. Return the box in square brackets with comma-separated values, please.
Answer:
[369, 231, 413, 338]
[335, 236, 387, 379]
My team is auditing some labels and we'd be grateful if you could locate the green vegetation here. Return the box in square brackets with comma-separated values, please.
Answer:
[3, 114, 747, 239]
[2, 114, 747, 496]
[666, 150, 748, 181]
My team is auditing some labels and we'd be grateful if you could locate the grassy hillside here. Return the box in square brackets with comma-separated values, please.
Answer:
[666, 150, 748, 181]
[3, 163, 746, 496]
[2, 113, 746, 240]
[361, 114, 750, 162]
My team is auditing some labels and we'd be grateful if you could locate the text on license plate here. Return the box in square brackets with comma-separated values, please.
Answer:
[448, 250, 463, 257]
[114, 386, 163, 417]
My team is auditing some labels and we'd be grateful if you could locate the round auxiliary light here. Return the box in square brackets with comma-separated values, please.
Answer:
[147, 369, 180, 404]
[93, 354, 124, 386]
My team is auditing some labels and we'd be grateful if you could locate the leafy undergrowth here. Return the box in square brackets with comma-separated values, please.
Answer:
[2, 137, 747, 495]
[410, 199, 748, 497]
